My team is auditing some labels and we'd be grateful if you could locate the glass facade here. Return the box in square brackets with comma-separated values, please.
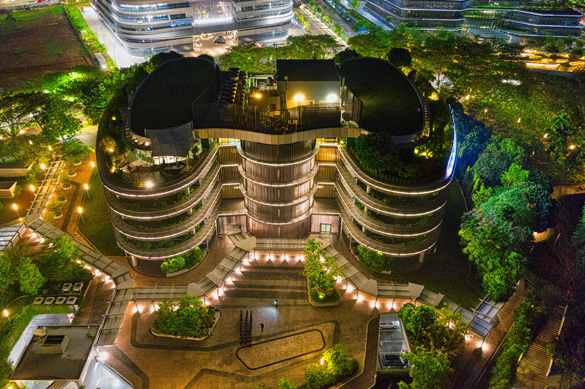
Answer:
[364, 0, 583, 39]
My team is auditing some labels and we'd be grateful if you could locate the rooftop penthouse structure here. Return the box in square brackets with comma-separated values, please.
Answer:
[364, 0, 583, 43]
[97, 57, 456, 270]
[91, 0, 293, 56]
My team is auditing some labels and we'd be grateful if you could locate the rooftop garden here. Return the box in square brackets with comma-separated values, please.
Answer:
[130, 56, 216, 136]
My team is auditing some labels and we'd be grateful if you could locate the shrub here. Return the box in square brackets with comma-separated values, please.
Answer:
[323, 344, 358, 377]
[152, 295, 215, 338]
[160, 256, 186, 274]
[488, 296, 541, 389]
[356, 245, 392, 273]
[302, 239, 344, 302]
[304, 364, 336, 389]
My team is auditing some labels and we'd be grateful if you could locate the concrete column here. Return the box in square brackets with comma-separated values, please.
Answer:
[130, 255, 138, 267]
[419, 251, 426, 263]
[187, 208, 193, 216]
[362, 225, 366, 233]
[366, 185, 371, 194]
[363, 205, 368, 214]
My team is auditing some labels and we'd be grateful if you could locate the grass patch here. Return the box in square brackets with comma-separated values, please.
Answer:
[78, 168, 123, 256]
[375, 183, 484, 309]
[4, 296, 34, 315]
[45, 40, 66, 60]
[0, 5, 64, 28]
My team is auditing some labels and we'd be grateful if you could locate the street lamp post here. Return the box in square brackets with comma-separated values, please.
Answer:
[3, 310, 10, 322]
[12, 204, 20, 218]
[78, 207, 85, 223]
[84, 183, 91, 200]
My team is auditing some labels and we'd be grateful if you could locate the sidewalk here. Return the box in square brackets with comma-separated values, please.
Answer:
[450, 280, 529, 388]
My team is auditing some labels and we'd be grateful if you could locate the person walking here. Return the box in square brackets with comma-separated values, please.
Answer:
[260, 323, 264, 332]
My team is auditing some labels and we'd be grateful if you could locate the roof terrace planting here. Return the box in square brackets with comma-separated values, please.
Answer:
[130, 57, 217, 136]
[341, 58, 425, 137]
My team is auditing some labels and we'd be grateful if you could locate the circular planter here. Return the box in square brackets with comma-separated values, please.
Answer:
[53, 213, 63, 220]
[68, 171, 76, 178]
[73, 161, 82, 166]
[307, 281, 343, 307]
[62, 184, 72, 191]
[57, 197, 67, 203]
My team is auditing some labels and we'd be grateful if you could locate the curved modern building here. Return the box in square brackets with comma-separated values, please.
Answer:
[90, 0, 293, 56]
[364, 0, 583, 42]
[97, 57, 456, 270]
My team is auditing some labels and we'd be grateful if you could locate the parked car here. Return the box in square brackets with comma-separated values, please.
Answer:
[383, 354, 406, 367]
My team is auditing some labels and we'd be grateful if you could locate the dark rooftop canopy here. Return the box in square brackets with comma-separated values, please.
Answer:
[340, 58, 425, 137]
[277, 59, 339, 82]
[130, 57, 217, 136]
[145, 123, 196, 158]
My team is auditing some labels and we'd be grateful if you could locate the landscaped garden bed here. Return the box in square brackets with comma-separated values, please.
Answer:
[302, 239, 344, 306]
[151, 295, 218, 340]
[160, 247, 205, 277]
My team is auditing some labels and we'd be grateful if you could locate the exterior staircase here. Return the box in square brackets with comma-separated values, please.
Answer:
[221, 254, 309, 304]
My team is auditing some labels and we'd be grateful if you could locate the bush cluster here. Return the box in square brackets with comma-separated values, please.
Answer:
[253, 344, 358, 389]
[152, 295, 215, 338]
[160, 247, 204, 274]
[488, 295, 542, 389]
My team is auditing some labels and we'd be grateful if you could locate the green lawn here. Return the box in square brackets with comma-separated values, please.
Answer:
[374, 183, 484, 309]
[79, 168, 124, 256]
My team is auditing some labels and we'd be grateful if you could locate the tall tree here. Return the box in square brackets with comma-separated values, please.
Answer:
[17, 258, 45, 295]
[399, 346, 452, 389]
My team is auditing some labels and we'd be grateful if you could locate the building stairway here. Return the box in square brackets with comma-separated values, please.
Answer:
[221, 260, 310, 303]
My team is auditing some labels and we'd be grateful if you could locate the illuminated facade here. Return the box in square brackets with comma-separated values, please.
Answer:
[97, 57, 455, 268]
[364, 0, 583, 42]
[91, 0, 293, 56]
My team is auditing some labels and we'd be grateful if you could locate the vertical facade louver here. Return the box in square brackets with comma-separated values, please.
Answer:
[91, 0, 293, 56]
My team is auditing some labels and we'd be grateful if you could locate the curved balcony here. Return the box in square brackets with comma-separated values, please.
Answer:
[336, 200, 441, 257]
[105, 160, 224, 220]
[112, 181, 237, 241]
[331, 181, 443, 237]
[240, 182, 318, 207]
[238, 163, 318, 187]
[246, 206, 312, 226]
[99, 142, 220, 199]
[337, 144, 453, 197]
[115, 197, 245, 259]
[333, 161, 449, 217]
[237, 143, 319, 166]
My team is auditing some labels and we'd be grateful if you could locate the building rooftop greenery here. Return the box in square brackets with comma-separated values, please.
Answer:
[130, 56, 217, 136]
[340, 58, 425, 136]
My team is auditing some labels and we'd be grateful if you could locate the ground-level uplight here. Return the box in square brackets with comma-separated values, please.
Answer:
[274, 299, 278, 307]
[84, 183, 90, 200]
[40, 163, 46, 171]
[90, 161, 95, 168]
[3, 310, 10, 322]
[29, 185, 35, 192]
